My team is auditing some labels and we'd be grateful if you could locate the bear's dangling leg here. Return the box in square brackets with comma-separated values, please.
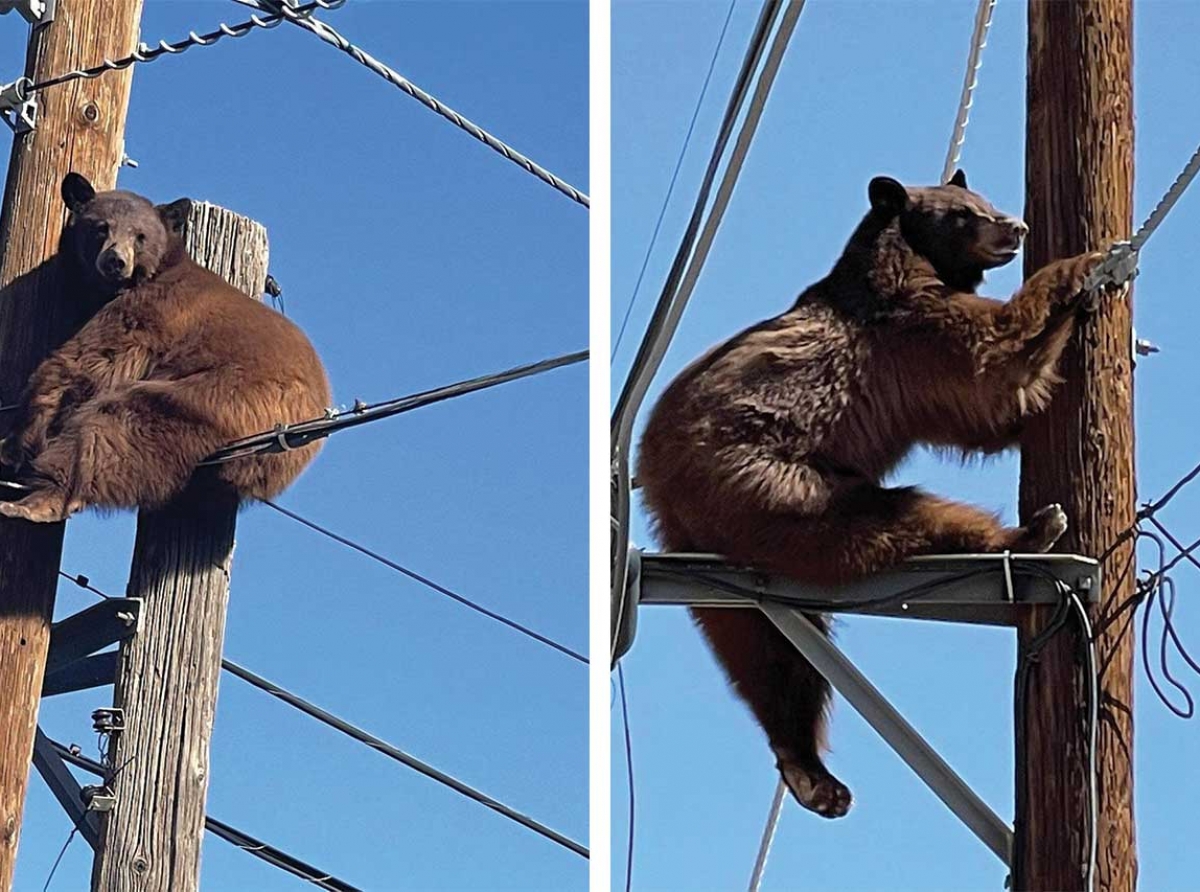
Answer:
[691, 607, 853, 818]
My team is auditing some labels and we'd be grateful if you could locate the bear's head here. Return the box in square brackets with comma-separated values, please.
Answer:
[60, 172, 188, 294]
[867, 170, 1028, 291]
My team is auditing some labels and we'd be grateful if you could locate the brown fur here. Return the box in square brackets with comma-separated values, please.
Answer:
[0, 174, 330, 522]
[637, 171, 1101, 817]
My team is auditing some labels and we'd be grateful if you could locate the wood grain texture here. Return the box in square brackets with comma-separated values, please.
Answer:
[1017, 1, 1136, 890]
[0, 2, 143, 887]
[89, 204, 268, 892]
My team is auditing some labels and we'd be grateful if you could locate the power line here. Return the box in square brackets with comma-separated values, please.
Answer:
[47, 741, 361, 891]
[611, 0, 799, 663]
[4, 0, 345, 100]
[57, 571, 111, 600]
[262, 499, 587, 664]
[55, 575, 588, 858]
[617, 663, 635, 892]
[941, 0, 996, 184]
[220, 659, 589, 859]
[235, 0, 589, 208]
[202, 349, 587, 465]
[610, 0, 738, 362]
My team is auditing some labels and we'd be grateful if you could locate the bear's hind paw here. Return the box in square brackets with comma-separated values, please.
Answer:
[0, 490, 70, 523]
[778, 761, 853, 819]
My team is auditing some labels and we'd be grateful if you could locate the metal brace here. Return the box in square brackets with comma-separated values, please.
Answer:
[1084, 240, 1139, 293]
[0, 78, 37, 134]
[0, 0, 54, 25]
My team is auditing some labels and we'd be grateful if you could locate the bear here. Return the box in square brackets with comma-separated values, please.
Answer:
[636, 170, 1106, 820]
[0, 172, 331, 522]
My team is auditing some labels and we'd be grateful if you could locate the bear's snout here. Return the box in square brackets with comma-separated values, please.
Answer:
[1001, 217, 1029, 244]
[97, 247, 131, 281]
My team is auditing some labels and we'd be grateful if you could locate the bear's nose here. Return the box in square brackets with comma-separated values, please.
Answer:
[1006, 218, 1030, 240]
[98, 250, 129, 279]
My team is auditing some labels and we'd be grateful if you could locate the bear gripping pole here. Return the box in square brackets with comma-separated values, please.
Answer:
[88, 203, 270, 892]
[1017, 2, 1136, 890]
[0, 1, 144, 887]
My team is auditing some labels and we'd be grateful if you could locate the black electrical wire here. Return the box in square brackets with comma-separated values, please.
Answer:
[221, 659, 589, 859]
[204, 349, 587, 465]
[52, 574, 588, 859]
[47, 741, 361, 891]
[617, 663, 635, 892]
[262, 499, 587, 665]
[610, 0, 739, 363]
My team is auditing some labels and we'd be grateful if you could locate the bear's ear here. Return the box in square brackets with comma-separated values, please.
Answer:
[61, 173, 96, 214]
[868, 176, 908, 215]
[156, 198, 191, 236]
[947, 169, 968, 188]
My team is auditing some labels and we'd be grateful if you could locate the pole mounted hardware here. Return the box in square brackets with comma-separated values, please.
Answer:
[91, 707, 126, 735]
[0, 0, 54, 24]
[619, 550, 1102, 868]
[0, 78, 37, 134]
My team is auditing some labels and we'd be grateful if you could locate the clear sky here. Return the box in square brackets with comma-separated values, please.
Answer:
[612, 2, 1200, 890]
[3, 1, 587, 889]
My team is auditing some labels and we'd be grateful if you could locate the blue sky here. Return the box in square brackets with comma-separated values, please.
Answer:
[3, 1, 587, 889]
[612, 2, 1200, 890]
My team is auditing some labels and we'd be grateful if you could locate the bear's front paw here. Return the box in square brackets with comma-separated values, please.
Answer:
[1055, 251, 1106, 299]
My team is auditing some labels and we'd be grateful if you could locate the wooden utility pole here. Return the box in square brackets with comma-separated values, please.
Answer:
[1017, 1, 1136, 890]
[90, 202, 269, 892]
[0, 2, 143, 887]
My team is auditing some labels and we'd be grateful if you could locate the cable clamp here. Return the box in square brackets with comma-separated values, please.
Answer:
[0, 0, 52, 24]
[272, 424, 293, 452]
[1084, 240, 1139, 293]
[1001, 550, 1015, 604]
[0, 77, 36, 134]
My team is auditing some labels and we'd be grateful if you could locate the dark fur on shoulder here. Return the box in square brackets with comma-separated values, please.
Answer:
[637, 170, 1102, 818]
[0, 174, 331, 522]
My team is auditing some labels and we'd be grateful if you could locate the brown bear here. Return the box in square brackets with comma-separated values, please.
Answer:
[636, 171, 1105, 819]
[0, 173, 331, 522]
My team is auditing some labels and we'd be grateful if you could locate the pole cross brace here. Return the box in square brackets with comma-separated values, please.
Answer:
[31, 728, 100, 849]
[0, 0, 53, 24]
[42, 597, 141, 696]
[622, 550, 1101, 868]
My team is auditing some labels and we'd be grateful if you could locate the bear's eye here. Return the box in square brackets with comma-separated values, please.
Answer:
[136, 233, 146, 245]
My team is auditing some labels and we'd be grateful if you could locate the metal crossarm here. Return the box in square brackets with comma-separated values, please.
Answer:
[624, 550, 1102, 869]
[635, 552, 1099, 625]
[44, 597, 141, 675]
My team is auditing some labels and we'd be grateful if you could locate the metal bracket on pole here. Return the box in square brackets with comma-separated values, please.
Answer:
[626, 551, 1102, 868]
[42, 597, 141, 693]
[43, 652, 118, 697]
[760, 601, 1012, 865]
[31, 728, 100, 849]
[0, 78, 37, 134]
[0, 0, 54, 24]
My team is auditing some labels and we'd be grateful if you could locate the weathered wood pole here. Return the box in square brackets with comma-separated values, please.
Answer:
[1017, 1, 1136, 889]
[89, 202, 270, 892]
[0, 1, 143, 886]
